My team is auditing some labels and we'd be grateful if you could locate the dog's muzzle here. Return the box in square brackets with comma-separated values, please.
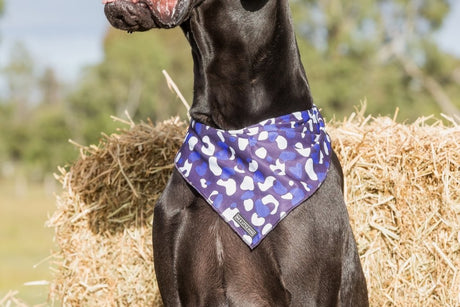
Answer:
[103, 0, 191, 31]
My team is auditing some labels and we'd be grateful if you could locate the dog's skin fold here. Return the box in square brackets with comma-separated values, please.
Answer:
[104, 0, 369, 305]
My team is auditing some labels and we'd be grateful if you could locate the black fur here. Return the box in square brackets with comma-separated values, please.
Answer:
[105, 0, 369, 305]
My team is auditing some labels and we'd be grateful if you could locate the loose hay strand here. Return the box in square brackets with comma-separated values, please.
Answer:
[162, 69, 191, 119]
[46, 108, 460, 306]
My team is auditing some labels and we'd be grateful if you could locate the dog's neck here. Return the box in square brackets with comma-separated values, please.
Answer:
[180, 0, 313, 130]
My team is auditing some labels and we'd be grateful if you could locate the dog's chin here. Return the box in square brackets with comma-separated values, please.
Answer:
[104, 0, 191, 31]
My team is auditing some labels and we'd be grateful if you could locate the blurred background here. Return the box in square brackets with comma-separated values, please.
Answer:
[0, 0, 459, 304]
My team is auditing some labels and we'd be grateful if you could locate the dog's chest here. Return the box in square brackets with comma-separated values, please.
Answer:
[175, 105, 331, 249]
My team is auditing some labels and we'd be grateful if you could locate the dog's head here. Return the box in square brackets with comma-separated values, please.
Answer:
[103, 0, 201, 31]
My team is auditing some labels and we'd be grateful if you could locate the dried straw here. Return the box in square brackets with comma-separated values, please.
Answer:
[0, 291, 31, 307]
[46, 106, 460, 306]
[329, 106, 460, 306]
[47, 117, 186, 306]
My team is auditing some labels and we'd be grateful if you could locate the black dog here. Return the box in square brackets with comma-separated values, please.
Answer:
[105, 0, 368, 305]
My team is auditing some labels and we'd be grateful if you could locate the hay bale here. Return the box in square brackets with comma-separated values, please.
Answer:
[329, 110, 460, 306]
[47, 117, 186, 306]
[47, 110, 460, 306]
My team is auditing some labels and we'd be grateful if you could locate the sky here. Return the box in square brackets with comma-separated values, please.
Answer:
[0, 0, 460, 84]
[0, 0, 107, 82]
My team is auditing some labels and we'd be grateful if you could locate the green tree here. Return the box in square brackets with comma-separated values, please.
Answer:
[68, 28, 193, 145]
[40, 68, 62, 106]
[68, 0, 460, 129]
[0, 44, 37, 169]
[2, 43, 37, 120]
[0, 44, 76, 178]
[291, 0, 460, 120]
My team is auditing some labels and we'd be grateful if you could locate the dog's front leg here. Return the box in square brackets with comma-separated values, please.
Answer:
[153, 170, 194, 306]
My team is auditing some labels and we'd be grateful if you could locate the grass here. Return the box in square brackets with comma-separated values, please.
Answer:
[0, 178, 56, 305]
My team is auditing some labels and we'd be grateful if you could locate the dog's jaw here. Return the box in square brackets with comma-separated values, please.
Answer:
[104, 0, 192, 31]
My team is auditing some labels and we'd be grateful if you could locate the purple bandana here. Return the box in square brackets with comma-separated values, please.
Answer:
[174, 105, 331, 249]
